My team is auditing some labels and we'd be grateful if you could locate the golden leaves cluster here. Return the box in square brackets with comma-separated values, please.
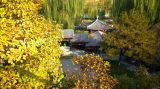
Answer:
[0, 0, 63, 88]
[72, 54, 116, 89]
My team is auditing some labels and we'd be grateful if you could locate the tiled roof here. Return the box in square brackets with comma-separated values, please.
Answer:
[87, 19, 112, 31]
[62, 29, 74, 39]
[86, 31, 103, 46]
[71, 33, 89, 43]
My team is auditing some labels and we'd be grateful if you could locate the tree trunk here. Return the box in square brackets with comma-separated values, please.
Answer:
[119, 48, 123, 61]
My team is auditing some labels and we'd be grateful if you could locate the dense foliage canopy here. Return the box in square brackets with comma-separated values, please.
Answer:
[0, 0, 63, 88]
[102, 10, 159, 65]
[112, 0, 160, 23]
[43, 0, 85, 29]
[43, 0, 110, 29]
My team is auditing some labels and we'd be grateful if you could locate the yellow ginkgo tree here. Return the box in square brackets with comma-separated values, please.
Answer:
[101, 10, 158, 65]
[0, 0, 63, 88]
[71, 54, 116, 89]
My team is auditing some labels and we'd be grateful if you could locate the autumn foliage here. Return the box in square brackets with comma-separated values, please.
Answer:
[71, 54, 116, 89]
[102, 10, 159, 64]
[0, 0, 63, 88]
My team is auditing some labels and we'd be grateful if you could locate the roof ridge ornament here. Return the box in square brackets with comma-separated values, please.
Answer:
[97, 15, 99, 20]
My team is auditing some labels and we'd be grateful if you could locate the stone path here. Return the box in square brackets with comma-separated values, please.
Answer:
[61, 58, 81, 77]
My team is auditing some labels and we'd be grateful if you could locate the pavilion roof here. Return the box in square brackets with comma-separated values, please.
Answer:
[87, 19, 112, 31]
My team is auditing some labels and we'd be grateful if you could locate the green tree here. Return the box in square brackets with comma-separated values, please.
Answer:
[43, 0, 85, 29]
[111, 0, 160, 23]
[101, 9, 159, 65]
[0, 0, 63, 88]
[84, 0, 112, 19]
[43, 0, 111, 28]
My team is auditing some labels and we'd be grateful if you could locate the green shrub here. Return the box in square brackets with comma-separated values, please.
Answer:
[135, 66, 159, 89]
[113, 74, 136, 89]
